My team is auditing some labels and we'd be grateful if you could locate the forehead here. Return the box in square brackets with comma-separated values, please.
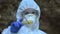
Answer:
[23, 8, 37, 12]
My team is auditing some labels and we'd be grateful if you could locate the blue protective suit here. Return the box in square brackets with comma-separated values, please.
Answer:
[1, 0, 46, 34]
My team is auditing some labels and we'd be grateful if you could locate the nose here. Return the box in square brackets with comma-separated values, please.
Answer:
[27, 20, 33, 24]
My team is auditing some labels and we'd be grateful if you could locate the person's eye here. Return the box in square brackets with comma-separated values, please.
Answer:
[24, 12, 29, 15]
[32, 12, 36, 14]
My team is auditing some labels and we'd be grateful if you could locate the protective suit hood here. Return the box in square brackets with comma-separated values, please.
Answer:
[16, 0, 40, 30]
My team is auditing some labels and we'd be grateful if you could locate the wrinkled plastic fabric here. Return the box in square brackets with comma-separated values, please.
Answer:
[2, 26, 46, 34]
[1, 0, 46, 34]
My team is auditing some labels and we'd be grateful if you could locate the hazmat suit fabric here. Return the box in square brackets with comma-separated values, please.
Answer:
[1, 0, 46, 34]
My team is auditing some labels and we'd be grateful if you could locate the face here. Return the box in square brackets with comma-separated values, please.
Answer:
[22, 8, 38, 26]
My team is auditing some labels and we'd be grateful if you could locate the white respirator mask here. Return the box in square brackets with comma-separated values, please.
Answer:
[22, 14, 37, 26]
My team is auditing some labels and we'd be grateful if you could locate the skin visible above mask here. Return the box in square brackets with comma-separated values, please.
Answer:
[21, 8, 38, 30]
[21, 8, 38, 25]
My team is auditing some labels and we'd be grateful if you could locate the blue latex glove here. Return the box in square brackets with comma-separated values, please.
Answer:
[10, 19, 24, 33]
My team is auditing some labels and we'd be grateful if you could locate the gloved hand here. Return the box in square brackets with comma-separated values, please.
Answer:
[10, 19, 24, 33]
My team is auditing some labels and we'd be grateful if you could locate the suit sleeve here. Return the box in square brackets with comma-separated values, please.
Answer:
[1, 26, 17, 34]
